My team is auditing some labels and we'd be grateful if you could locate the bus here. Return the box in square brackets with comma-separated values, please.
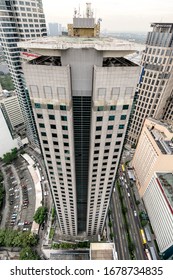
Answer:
[149, 247, 157, 260]
[144, 227, 151, 242]
[145, 249, 152, 260]
[140, 229, 147, 245]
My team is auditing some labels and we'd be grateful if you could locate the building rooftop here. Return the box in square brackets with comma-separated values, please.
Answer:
[90, 243, 117, 260]
[18, 36, 141, 53]
[157, 173, 173, 210]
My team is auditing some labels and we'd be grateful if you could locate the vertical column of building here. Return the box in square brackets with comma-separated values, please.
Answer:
[0, 0, 47, 147]
[127, 23, 173, 147]
[23, 60, 77, 236]
[87, 62, 141, 236]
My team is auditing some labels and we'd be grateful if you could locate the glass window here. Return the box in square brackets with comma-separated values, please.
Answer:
[35, 103, 41, 108]
[37, 113, 43, 119]
[60, 105, 66, 110]
[117, 133, 123, 138]
[106, 134, 112, 138]
[119, 124, 124, 129]
[50, 124, 56, 129]
[123, 105, 129, 110]
[49, 115, 55, 120]
[43, 140, 48, 144]
[115, 141, 121, 145]
[39, 123, 45, 128]
[96, 126, 102, 131]
[108, 125, 113, 130]
[47, 104, 54, 109]
[110, 105, 116, 110]
[120, 115, 127, 120]
[61, 116, 67, 121]
[97, 116, 103, 122]
[97, 106, 104, 111]
[41, 132, 46, 136]
[63, 134, 68, 139]
[52, 133, 57, 138]
[109, 115, 115, 121]
[62, 125, 68, 130]
[95, 135, 101, 139]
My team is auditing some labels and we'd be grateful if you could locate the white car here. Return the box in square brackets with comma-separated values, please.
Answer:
[125, 184, 128, 189]
[127, 192, 130, 197]
[134, 210, 137, 217]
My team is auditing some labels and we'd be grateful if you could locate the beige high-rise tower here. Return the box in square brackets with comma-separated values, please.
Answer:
[19, 5, 141, 237]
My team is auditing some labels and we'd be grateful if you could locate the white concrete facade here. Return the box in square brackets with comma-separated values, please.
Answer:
[21, 36, 141, 237]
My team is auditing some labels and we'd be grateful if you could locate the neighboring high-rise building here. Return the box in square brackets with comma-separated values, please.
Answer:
[127, 23, 173, 147]
[143, 172, 173, 259]
[48, 22, 62, 36]
[132, 118, 173, 258]
[132, 118, 173, 197]
[19, 4, 140, 237]
[0, 0, 47, 147]
[0, 89, 25, 136]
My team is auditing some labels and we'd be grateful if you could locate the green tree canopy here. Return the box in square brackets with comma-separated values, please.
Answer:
[19, 246, 40, 260]
[2, 148, 18, 164]
[33, 206, 47, 225]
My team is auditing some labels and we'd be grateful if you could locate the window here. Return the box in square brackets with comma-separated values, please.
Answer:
[47, 104, 54, 109]
[64, 143, 69, 146]
[95, 135, 101, 140]
[35, 103, 41, 108]
[119, 124, 124, 129]
[109, 115, 115, 121]
[97, 106, 104, 111]
[44, 148, 49, 151]
[117, 133, 123, 138]
[60, 105, 66, 110]
[95, 143, 100, 147]
[49, 115, 55, 120]
[63, 134, 68, 139]
[108, 125, 113, 130]
[41, 132, 46, 136]
[123, 104, 129, 110]
[120, 115, 126, 120]
[106, 134, 112, 138]
[62, 125, 68, 130]
[39, 123, 45, 128]
[61, 116, 67, 121]
[43, 140, 48, 144]
[105, 142, 111, 146]
[115, 141, 121, 145]
[96, 126, 102, 131]
[37, 113, 43, 119]
[50, 124, 56, 129]
[110, 105, 116, 110]
[53, 141, 58, 145]
[97, 116, 103, 122]
[52, 133, 57, 138]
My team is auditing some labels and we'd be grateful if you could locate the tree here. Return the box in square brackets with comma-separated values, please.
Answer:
[19, 246, 40, 260]
[33, 206, 47, 225]
[2, 148, 18, 164]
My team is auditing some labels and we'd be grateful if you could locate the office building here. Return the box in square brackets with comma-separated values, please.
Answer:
[132, 117, 173, 196]
[0, 89, 25, 136]
[19, 5, 140, 237]
[143, 172, 173, 259]
[127, 23, 173, 147]
[48, 23, 62, 36]
[0, 0, 47, 147]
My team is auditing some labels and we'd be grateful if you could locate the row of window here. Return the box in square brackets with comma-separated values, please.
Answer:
[35, 103, 66, 110]
[97, 105, 129, 111]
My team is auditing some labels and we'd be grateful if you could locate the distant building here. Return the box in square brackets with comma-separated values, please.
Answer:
[0, 108, 27, 157]
[127, 23, 173, 147]
[0, 89, 25, 137]
[48, 23, 62, 36]
[90, 243, 117, 260]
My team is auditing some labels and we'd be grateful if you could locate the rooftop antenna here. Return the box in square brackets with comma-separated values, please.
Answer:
[77, 4, 81, 17]
[86, 2, 92, 18]
[74, 8, 77, 18]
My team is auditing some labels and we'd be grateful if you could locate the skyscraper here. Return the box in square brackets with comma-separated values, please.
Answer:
[127, 23, 173, 147]
[19, 5, 140, 237]
[0, 0, 47, 147]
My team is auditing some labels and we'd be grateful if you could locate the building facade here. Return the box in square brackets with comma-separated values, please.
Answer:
[127, 23, 173, 147]
[19, 10, 141, 237]
[0, 0, 47, 147]
[143, 172, 173, 259]
[132, 118, 173, 197]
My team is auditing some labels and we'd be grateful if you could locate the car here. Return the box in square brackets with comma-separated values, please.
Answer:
[41, 176, 45, 180]
[14, 205, 19, 209]
[24, 221, 30, 225]
[18, 222, 24, 226]
[127, 192, 130, 197]
[113, 188, 115, 192]
[9, 188, 14, 191]
[23, 227, 29, 231]
[134, 210, 137, 217]
[44, 191, 48, 196]
[9, 193, 15, 196]
[14, 189, 19, 192]
[15, 195, 19, 199]
[125, 184, 128, 189]
[41, 223, 45, 230]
